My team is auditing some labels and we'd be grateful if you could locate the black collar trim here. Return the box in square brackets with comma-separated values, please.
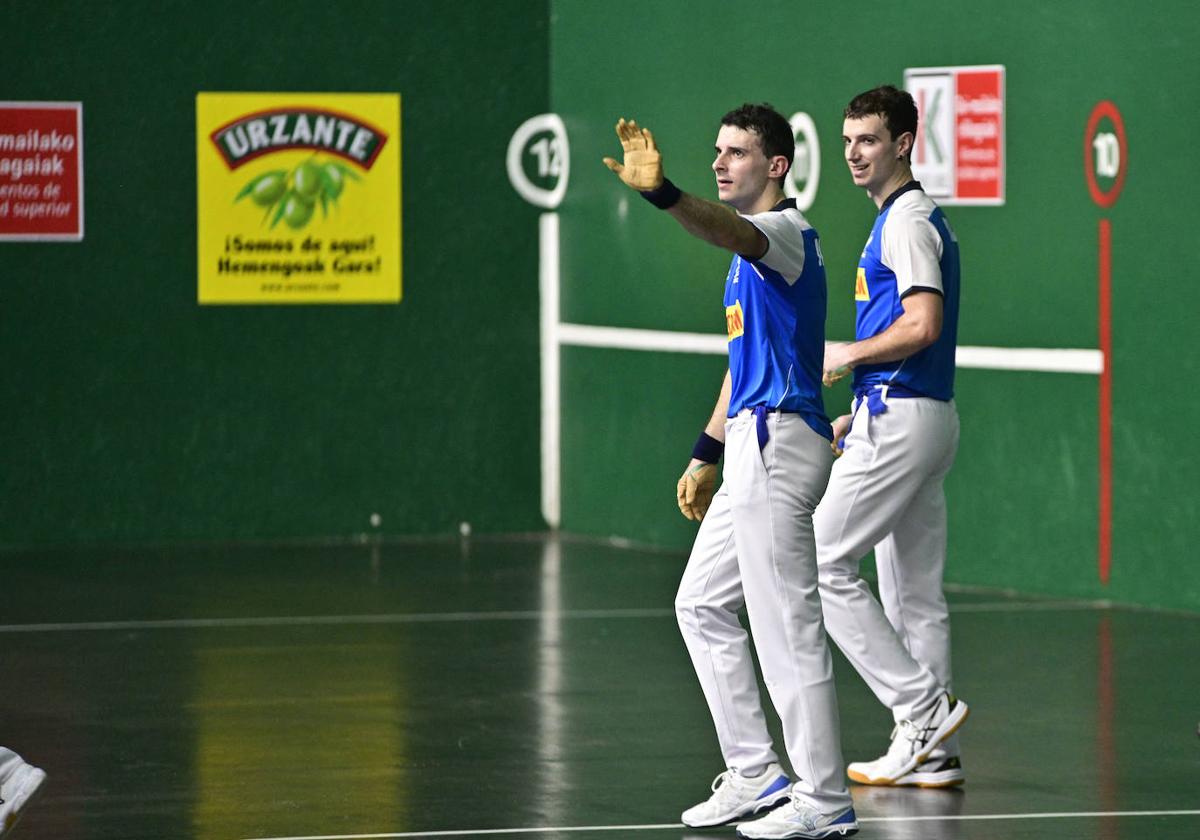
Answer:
[879, 180, 924, 214]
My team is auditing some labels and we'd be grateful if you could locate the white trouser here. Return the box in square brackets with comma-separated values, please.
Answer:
[676, 410, 850, 811]
[815, 395, 959, 728]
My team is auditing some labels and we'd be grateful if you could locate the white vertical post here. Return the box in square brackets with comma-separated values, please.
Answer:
[540, 211, 561, 528]
[508, 113, 568, 529]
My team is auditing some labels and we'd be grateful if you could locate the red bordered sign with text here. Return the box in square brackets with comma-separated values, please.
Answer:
[904, 65, 1005, 206]
[0, 102, 84, 241]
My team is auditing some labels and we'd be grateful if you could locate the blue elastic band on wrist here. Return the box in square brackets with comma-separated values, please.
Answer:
[640, 178, 682, 210]
[692, 431, 724, 464]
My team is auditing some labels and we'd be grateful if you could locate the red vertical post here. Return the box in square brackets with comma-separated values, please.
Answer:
[1098, 219, 1112, 584]
[1086, 100, 1125, 586]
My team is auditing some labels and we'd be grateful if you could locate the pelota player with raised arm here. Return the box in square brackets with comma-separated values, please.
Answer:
[818, 84, 969, 789]
[603, 104, 858, 839]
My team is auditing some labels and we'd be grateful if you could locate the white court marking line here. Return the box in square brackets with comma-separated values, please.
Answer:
[0, 608, 672, 634]
[556, 323, 1105, 375]
[242, 809, 1200, 839]
[0, 600, 1123, 634]
[948, 600, 1111, 613]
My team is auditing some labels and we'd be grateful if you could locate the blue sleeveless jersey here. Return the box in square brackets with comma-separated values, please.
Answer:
[725, 199, 831, 441]
[852, 182, 960, 400]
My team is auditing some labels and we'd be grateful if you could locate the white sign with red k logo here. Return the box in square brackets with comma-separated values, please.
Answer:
[905, 65, 1005, 206]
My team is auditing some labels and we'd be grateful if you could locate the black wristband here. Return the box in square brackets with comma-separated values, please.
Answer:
[691, 431, 724, 464]
[640, 178, 682, 210]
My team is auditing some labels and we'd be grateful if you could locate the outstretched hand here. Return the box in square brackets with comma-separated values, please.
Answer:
[602, 118, 664, 191]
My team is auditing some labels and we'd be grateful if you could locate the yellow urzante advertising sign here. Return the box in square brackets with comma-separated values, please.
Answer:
[196, 92, 401, 304]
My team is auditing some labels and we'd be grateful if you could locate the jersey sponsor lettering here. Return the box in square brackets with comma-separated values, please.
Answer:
[726, 300, 745, 341]
[854, 267, 869, 301]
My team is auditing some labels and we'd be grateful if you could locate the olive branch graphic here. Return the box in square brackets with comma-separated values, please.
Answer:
[234, 158, 362, 231]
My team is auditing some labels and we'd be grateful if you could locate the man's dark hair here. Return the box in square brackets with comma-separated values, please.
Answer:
[720, 102, 794, 180]
[844, 85, 919, 158]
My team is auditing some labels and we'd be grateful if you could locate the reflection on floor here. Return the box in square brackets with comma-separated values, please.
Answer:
[2, 533, 1198, 840]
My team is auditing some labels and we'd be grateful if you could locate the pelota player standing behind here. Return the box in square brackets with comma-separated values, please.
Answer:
[818, 85, 969, 788]
[603, 104, 858, 839]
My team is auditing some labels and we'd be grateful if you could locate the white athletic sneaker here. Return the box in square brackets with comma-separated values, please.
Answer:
[735, 795, 859, 839]
[0, 748, 47, 838]
[848, 750, 965, 788]
[845, 693, 968, 785]
[681, 762, 791, 828]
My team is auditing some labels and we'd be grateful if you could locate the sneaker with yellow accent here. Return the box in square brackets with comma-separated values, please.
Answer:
[681, 762, 792, 828]
[848, 749, 965, 788]
[0, 748, 47, 838]
[845, 693, 968, 786]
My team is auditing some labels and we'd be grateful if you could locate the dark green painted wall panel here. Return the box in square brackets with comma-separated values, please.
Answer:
[947, 370, 1099, 596]
[560, 346, 730, 547]
[2, 1, 550, 545]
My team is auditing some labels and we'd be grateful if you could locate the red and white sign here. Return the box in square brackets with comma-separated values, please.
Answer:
[1084, 100, 1127, 209]
[0, 102, 84, 241]
[905, 65, 1005, 205]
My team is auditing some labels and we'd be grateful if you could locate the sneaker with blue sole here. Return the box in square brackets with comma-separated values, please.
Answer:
[681, 763, 792, 828]
[736, 796, 858, 839]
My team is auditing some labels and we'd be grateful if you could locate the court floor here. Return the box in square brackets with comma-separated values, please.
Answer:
[2, 533, 1198, 840]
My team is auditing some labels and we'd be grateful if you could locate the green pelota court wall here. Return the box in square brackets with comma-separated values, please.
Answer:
[2, 1, 549, 544]
[3, 1, 1198, 612]
[550, 0, 1200, 612]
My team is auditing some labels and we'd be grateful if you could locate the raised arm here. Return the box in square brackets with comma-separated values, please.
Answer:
[603, 118, 767, 259]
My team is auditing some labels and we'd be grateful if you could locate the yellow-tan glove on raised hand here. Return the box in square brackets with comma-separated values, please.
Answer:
[602, 118, 664, 191]
[677, 461, 717, 522]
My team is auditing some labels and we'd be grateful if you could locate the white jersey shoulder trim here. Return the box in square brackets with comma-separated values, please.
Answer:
[740, 205, 811, 285]
[880, 191, 944, 296]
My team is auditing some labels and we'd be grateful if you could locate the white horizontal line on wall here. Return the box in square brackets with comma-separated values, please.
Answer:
[556, 323, 1103, 374]
[556, 323, 726, 355]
